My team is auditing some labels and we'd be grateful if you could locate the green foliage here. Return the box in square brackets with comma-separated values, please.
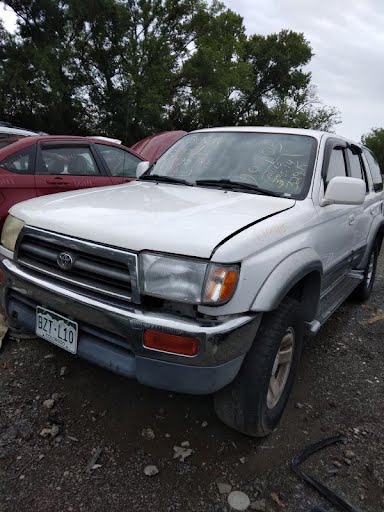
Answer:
[362, 128, 384, 171]
[0, 0, 340, 143]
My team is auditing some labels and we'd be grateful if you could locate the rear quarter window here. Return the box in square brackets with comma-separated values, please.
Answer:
[0, 146, 35, 174]
[364, 148, 383, 192]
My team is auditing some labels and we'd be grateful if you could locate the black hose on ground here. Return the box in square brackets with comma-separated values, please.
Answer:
[291, 435, 362, 512]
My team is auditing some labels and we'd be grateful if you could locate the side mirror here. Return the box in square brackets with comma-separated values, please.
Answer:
[321, 177, 365, 206]
[136, 161, 150, 178]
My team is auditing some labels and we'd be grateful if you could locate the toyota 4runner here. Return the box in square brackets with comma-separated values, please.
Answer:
[1, 127, 383, 436]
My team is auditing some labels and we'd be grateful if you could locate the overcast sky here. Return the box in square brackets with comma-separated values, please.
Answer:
[1, 1, 383, 140]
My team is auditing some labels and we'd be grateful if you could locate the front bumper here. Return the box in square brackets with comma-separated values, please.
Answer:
[1, 257, 261, 394]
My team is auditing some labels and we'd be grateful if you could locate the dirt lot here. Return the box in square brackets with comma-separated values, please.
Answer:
[1, 258, 384, 512]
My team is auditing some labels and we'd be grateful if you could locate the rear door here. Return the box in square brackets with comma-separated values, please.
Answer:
[0, 143, 37, 227]
[35, 142, 113, 197]
[94, 143, 141, 184]
[344, 145, 372, 265]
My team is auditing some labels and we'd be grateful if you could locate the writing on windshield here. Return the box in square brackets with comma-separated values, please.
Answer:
[151, 132, 317, 198]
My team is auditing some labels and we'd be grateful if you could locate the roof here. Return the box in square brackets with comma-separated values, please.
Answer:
[0, 135, 143, 159]
[131, 131, 187, 162]
[0, 126, 40, 136]
[191, 126, 361, 145]
[88, 136, 122, 144]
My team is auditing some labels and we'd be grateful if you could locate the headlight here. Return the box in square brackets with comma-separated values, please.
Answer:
[1, 215, 25, 252]
[141, 253, 239, 304]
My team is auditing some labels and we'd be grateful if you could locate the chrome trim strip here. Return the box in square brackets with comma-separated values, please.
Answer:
[0, 246, 13, 259]
[18, 260, 132, 302]
[3, 258, 254, 335]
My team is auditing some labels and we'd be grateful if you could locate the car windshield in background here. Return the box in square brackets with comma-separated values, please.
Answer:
[145, 132, 317, 198]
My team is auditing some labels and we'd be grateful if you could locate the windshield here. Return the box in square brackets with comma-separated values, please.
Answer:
[144, 132, 317, 198]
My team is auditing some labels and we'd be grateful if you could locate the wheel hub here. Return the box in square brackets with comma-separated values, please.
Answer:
[267, 327, 295, 409]
[365, 252, 375, 288]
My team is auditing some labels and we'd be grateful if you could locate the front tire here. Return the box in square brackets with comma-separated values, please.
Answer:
[214, 298, 304, 437]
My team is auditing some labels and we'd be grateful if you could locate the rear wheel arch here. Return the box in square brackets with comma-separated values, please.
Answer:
[359, 221, 384, 269]
[377, 223, 384, 250]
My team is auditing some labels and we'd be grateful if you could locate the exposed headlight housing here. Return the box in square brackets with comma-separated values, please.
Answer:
[141, 253, 239, 305]
[1, 215, 25, 252]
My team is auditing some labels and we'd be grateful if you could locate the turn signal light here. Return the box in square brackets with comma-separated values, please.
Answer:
[143, 330, 199, 356]
[203, 265, 239, 303]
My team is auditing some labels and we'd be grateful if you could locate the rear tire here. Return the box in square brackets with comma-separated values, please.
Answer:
[352, 244, 379, 302]
[214, 297, 304, 437]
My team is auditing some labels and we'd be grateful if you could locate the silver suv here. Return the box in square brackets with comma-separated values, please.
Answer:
[0, 123, 42, 149]
[1, 127, 383, 436]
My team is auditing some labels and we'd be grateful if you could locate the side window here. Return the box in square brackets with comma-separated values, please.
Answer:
[95, 144, 140, 177]
[347, 148, 363, 180]
[364, 148, 383, 192]
[0, 146, 35, 174]
[39, 146, 100, 176]
[325, 147, 347, 186]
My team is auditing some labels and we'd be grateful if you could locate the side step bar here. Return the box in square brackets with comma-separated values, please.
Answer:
[304, 270, 364, 336]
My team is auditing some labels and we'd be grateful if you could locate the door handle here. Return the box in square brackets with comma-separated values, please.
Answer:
[349, 214, 355, 225]
[46, 178, 69, 185]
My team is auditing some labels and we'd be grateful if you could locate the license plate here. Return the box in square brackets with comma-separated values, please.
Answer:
[36, 307, 78, 354]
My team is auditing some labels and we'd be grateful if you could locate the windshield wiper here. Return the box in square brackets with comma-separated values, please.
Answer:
[195, 179, 288, 198]
[139, 174, 193, 186]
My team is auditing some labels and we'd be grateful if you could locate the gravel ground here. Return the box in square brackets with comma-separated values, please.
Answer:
[1, 257, 384, 512]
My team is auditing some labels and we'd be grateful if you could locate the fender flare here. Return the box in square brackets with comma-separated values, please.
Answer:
[251, 248, 323, 318]
[359, 219, 384, 269]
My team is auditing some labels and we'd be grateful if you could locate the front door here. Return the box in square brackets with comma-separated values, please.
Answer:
[0, 144, 37, 228]
[314, 142, 357, 293]
[94, 143, 141, 184]
[35, 142, 113, 196]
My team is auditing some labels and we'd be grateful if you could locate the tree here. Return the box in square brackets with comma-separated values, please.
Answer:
[0, 0, 89, 134]
[268, 85, 340, 132]
[77, 0, 214, 144]
[169, 6, 250, 130]
[362, 128, 384, 170]
[0, 0, 340, 142]
[170, 27, 340, 132]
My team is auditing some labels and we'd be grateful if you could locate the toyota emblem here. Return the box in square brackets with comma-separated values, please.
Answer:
[57, 252, 74, 271]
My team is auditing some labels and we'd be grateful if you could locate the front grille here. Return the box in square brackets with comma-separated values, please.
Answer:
[15, 227, 140, 303]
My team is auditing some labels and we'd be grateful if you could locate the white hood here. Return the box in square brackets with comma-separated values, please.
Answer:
[11, 182, 295, 258]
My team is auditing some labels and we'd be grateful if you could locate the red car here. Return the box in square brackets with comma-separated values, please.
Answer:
[131, 130, 186, 162]
[0, 133, 183, 228]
